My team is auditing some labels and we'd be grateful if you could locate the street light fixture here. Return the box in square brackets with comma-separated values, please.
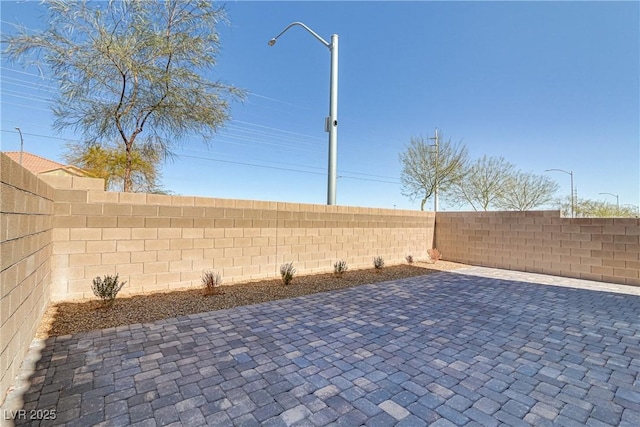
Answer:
[599, 192, 619, 211]
[15, 127, 24, 165]
[546, 168, 574, 218]
[268, 22, 339, 206]
[622, 204, 639, 217]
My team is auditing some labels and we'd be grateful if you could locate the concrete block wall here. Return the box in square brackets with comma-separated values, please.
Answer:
[51, 190, 434, 300]
[39, 174, 105, 191]
[435, 210, 640, 286]
[0, 153, 54, 404]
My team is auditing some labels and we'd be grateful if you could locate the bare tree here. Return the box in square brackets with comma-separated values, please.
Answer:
[449, 155, 515, 211]
[399, 134, 468, 210]
[3, 0, 245, 191]
[495, 171, 559, 211]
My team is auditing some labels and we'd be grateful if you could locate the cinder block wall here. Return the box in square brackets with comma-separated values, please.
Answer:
[435, 210, 640, 286]
[0, 153, 54, 404]
[51, 190, 434, 300]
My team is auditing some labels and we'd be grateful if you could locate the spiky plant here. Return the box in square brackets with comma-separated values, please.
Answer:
[373, 256, 385, 270]
[280, 262, 296, 286]
[202, 271, 223, 296]
[333, 260, 348, 277]
[92, 274, 126, 307]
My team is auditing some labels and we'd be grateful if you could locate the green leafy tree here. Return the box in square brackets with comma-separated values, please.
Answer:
[555, 196, 639, 218]
[65, 142, 163, 193]
[449, 155, 516, 211]
[399, 134, 469, 210]
[3, 0, 245, 192]
[495, 171, 559, 211]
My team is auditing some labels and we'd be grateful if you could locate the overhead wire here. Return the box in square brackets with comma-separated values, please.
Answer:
[178, 154, 400, 185]
[1, 68, 402, 185]
[1, 75, 321, 148]
[0, 128, 400, 185]
[2, 89, 52, 102]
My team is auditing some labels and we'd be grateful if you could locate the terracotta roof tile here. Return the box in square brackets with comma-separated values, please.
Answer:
[3, 151, 88, 176]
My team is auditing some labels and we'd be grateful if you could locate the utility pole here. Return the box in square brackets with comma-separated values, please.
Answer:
[429, 128, 439, 212]
[545, 168, 575, 218]
[268, 22, 339, 205]
[15, 127, 24, 165]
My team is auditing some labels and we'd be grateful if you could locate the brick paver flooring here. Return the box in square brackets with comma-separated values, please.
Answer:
[2, 267, 640, 426]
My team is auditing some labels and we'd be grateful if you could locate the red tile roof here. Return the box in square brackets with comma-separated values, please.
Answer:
[3, 151, 89, 176]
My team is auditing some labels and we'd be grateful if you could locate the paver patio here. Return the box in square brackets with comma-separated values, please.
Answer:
[2, 267, 640, 426]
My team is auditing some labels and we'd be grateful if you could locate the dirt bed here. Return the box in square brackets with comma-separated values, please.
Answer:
[37, 261, 467, 338]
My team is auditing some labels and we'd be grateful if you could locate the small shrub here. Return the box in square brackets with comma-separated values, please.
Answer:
[427, 248, 442, 263]
[202, 271, 223, 296]
[280, 262, 296, 285]
[333, 260, 348, 277]
[92, 274, 126, 307]
[405, 254, 414, 264]
[373, 256, 385, 270]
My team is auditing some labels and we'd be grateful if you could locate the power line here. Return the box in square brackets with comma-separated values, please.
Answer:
[1, 89, 52, 102]
[178, 145, 399, 181]
[0, 128, 401, 184]
[233, 120, 325, 141]
[1, 103, 311, 150]
[0, 112, 322, 155]
[0, 97, 326, 153]
[0, 100, 51, 112]
[179, 154, 399, 184]
[0, 66, 52, 80]
[0, 74, 326, 147]
[246, 91, 311, 110]
[180, 154, 325, 177]
[221, 126, 322, 147]
[0, 70, 400, 184]
[0, 128, 71, 141]
[1, 76, 58, 94]
[0, 112, 323, 154]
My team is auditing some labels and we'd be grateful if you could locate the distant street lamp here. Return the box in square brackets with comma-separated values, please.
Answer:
[15, 127, 24, 165]
[622, 204, 639, 217]
[268, 22, 339, 206]
[599, 192, 619, 211]
[546, 168, 574, 218]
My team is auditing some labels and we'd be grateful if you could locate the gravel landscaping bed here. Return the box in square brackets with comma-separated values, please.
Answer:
[37, 261, 467, 338]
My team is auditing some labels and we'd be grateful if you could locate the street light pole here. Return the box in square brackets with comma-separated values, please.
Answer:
[546, 168, 574, 218]
[269, 22, 339, 206]
[599, 192, 619, 211]
[15, 127, 24, 165]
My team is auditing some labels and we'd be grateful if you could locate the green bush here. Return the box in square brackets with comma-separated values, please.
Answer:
[373, 256, 385, 270]
[333, 260, 348, 277]
[92, 274, 126, 307]
[280, 262, 296, 286]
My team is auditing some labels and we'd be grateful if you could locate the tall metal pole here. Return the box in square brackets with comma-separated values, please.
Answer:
[15, 127, 24, 165]
[546, 168, 574, 218]
[268, 22, 339, 205]
[599, 192, 619, 211]
[327, 34, 338, 205]
[570, 171, 574, 218]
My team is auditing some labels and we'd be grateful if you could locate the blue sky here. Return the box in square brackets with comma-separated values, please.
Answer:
[1, 1, 638, 211]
